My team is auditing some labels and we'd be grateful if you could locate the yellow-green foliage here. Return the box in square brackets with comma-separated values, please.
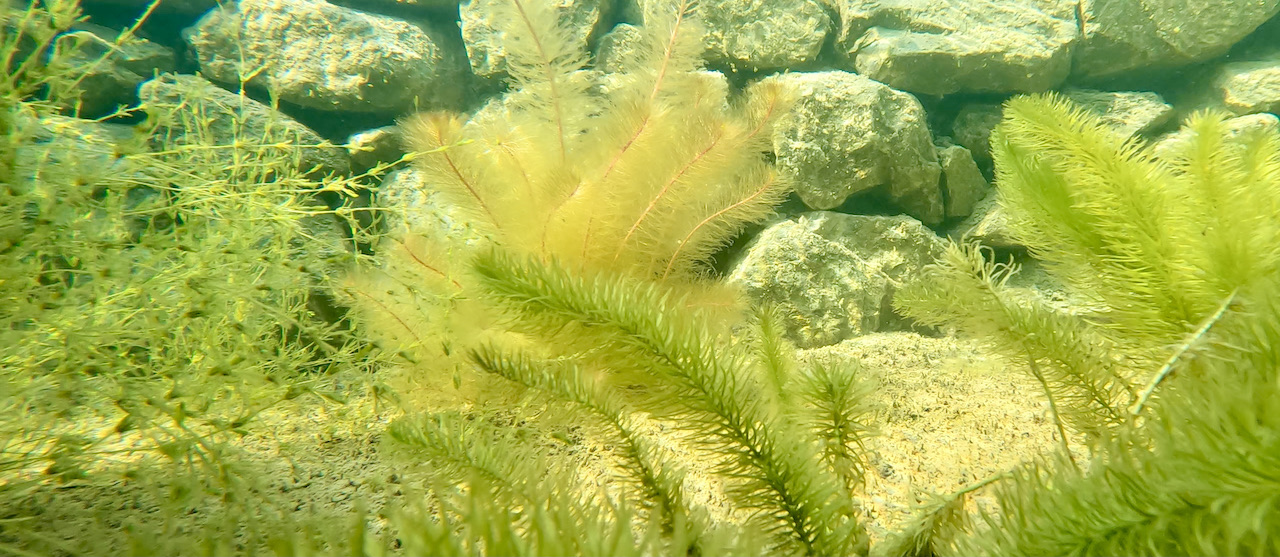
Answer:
[350, 0, 795, 410]
[0, 1, 388, 552]
[397, 0, 791, 283]
[895, 93, 1280, 555]
[897, 93, 1280, 439]
[386, 250, 874, 556]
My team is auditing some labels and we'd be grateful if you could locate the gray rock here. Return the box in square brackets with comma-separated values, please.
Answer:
[460, 0, 610, 80]
[937, 143, 988, 220]
[595, 23, 644, 73]
[833, 0, 1077, 95]
[1074, 0, 1280, 80]
[329, 0, 462, 12]
[377, 167, 488, 245]
[11, 114, 135, 194]
[947, 193, 1019, 248]
[1061, 88, 1174, 137]
[951, 103, 1003, 166]
[699, 0, 830, 72]
[346, 126, 404, 174]
[1208, 51, 1280, 116]
[769, 72, 943, 225]
[54, 24, 176, 118]
[728, 212, 945, 348]
[138, 73, 350, 176]
[185, 0, 463, 113]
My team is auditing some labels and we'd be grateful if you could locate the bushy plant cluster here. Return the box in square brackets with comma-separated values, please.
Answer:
[1, 0, 392, 553]
[895, 94, 1280, 554]
[4, 0, 1279, 554]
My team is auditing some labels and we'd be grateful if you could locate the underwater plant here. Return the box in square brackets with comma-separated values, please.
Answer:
[345, 1, 887, 555]
[0, 0, 394, 552]
[894, 93, 1280, 554]
[349, 0, 795, 371]
[384, 249, 875, 556]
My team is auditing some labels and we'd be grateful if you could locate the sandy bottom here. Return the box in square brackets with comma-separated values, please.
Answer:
[1, 332, 1074, 554]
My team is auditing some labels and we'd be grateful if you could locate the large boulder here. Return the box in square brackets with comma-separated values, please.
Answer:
[185, 0, 464, 113]
[1074, 0, 1280, 80]
[769, 71, 944, 225]
[138, 74, 350, 176]
[833, 0, 1078, 95]
[728, 212, 945, 348]
[699, 0, 830, 72]
[1205, 51, 1280, 116]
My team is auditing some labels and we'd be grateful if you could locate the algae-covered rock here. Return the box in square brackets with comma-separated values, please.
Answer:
[53, 23, 176, 118]
[138, 73, 350, 176]
[937, 143, 989, 220]
[769, 71, 943, 225]
[1060, 88, 1174, 137]
[729, 212, 945, 348]
[1074, 0, 1280, 79]
[1207, 51, 1280, 116]
[833, 0, 1077, 95]
[699, 0, 830, 72]
[185, 0, 462, 113]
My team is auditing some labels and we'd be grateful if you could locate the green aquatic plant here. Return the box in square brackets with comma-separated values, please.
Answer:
[351, 1, 886, 553]
[349, 0, 795, 380]
[894, 93, 1280, 555]
[0, 0, 394, 552]
[384, 249, 874, 556]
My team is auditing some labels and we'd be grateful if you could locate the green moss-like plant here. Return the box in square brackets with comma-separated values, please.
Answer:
[894, 93, 1280, 555]
[0, 1, 391, 553]
[385, 249, 873, 556]
[348, 0, 795, 384]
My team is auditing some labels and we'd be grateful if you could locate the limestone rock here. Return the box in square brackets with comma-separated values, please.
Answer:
[937, 143, 989, 220]
[728, 212, 945, 348]
[138, 73, 350, 175]
[833, 0, 1077, 95]
[185, 0, 463, 113]
[461, 0, 610, 79]
[769, 71, 943, 225]
[1074, 0, 1280, 79]
[699, 0, 830, 72]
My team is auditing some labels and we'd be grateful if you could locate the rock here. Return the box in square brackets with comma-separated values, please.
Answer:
[595, 23, 644, 73]
[138, 73, 350, 176]
[6, 114, 154, 252]
[11, 114, 135, 193]
[52, 23, 176, 118]
[377, 167, 488, 244]
[83, 0, 217, 16]
[1074, 0, 1280, 80]
[948, 193, 1020, 248]
[185, 0, 464, 113]
[950, 103, 1004, 166]
[936, 143, 988, 220]
[346, 126, 404, 174]
[769, 71, 943, 225]
[1207, 51, 1280, 116]
[329, 0, 462, 12]
[1061, 88, 1174, 137]
[728, 212, 946, 348]
[833, 0, 1077, 95]
[460, 0, 610, 80]
[699, 0, 830, 72]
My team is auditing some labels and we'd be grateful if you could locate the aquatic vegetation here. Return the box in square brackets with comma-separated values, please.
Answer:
[385, 249, 874, 556]
[0, 0, 391, 552]
[895, 93, 1280, 554]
